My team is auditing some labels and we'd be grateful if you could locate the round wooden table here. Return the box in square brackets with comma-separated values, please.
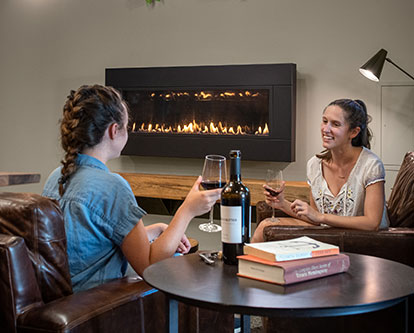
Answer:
[143, 252, 414, 332]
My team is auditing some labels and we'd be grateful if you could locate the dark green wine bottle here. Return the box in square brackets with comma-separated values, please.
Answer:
[220, 150, 251, 265]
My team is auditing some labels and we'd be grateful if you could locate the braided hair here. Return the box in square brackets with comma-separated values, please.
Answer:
[58, 84, 127, 196]
[317, 99, 372, 161]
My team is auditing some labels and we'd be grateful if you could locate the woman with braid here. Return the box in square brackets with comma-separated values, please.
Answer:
[252, 99, 389, 242]
[43, 84, 221, 292]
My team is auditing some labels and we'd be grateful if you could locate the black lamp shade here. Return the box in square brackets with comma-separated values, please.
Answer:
[359, 49, 388, 82]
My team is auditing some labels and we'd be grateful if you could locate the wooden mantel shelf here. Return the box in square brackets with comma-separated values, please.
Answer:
[119, 173, 309, 206]
[0, 172, 41, 187]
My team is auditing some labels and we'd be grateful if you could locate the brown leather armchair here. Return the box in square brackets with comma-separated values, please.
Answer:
[0, 192, 234, 333]
[0, 192, 167, 333]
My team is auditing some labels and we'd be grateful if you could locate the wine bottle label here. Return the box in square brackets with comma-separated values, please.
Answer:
[221, 205, 242, 243]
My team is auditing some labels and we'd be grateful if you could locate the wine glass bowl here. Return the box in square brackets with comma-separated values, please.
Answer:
[198, 155, 227, 232]
[265, 169, 283, 222]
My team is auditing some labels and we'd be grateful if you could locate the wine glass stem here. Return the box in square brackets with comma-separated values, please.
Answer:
[209, 206, 214, 224]
[272, 206, 275, 219]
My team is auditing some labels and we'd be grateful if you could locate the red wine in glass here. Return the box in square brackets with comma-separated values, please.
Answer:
[265, 187, 281, 197]
[199, 155, 227, 233]
[201, 180, 226, 190]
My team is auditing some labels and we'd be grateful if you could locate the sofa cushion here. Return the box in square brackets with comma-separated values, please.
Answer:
[388, 152, 414, 227]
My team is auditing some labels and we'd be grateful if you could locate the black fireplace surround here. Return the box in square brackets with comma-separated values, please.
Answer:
[105, 63, 296, 161]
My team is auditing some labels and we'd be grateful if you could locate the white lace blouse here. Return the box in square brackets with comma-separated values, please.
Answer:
[307, 147, 389, 229]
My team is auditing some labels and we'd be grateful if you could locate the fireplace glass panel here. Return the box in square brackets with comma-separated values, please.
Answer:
[123, 88, 270, 136]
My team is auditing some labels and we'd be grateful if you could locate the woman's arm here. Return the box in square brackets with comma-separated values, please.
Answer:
[251, 186, 312, 243]
[291, 182, 385, 230]
[144, 223, 167, 242]
[120, 176, 221, 276]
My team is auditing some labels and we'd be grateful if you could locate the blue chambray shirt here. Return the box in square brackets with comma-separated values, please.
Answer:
[42, 154, 146, 292]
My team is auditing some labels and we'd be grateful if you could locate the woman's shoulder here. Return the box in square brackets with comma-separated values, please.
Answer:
[360, 147, 382, 162]
[306, 155, 322, 182]
[307, 154, 322, 170]
[42, 167, 63, 197]
[45, 167, 62, 183]
[359, 147, 384, 169]
[77, 168, 131, 192]
[357, 147, 385, 182]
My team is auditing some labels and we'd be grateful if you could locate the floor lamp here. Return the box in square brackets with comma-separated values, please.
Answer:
[359, 48, 414, 82]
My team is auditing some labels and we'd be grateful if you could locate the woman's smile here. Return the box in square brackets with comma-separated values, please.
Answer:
[320, 105, 350, 149]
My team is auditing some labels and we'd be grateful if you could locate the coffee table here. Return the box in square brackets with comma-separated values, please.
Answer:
[143, 253, 414, 333]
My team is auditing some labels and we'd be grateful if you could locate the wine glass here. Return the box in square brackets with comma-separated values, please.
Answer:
[198, 155, 227, 232]
[265, 169, 283, 222]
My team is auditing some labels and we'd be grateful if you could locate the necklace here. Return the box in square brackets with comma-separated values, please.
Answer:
[336, 163, 354, 180]
[331, 147, 362, 180]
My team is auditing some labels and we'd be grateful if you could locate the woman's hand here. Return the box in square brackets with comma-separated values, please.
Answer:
[146, 223, 191, 254]
[181, 176, 222, 218]
[290, 199, 322, 224]
[263, 182, 285, 210]
[176, 233, 192, 254]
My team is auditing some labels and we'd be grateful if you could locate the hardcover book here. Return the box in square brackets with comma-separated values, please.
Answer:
[237, 253, 350, 285]
[244, 236, 339, 262]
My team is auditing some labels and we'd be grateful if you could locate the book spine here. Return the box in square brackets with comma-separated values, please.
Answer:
[311, 248, 340, 257]
[237, 273, 282, 285]
[284, 256, 350, 284]
[277, 248, 339, 262]
[276, 252, 311, 261]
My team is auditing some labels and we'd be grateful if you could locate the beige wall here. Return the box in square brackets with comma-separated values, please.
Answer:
[1, 0, 413, 195]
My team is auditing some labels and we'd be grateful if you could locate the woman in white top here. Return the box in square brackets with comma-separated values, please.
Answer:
[252, 99, 389, 243]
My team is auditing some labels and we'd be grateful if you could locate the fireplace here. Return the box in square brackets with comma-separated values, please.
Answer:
[105, 63, 296, 161]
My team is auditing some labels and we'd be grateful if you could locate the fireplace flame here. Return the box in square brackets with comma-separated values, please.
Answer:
[131, 120, 269, 136]
[148, 90, 262, 101]
[255, 123, 269, 135]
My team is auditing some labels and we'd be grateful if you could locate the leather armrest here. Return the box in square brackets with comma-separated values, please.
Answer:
[0, 234, 43, 332]
[263, 225, 414, 267]
[18, 277, 166, 333]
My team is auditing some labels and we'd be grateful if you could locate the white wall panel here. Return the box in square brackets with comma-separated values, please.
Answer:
[381, 84, 414, 198]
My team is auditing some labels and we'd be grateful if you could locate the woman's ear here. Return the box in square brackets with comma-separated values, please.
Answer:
[107, 122, 118, 140]
[350, 126, 361, 140]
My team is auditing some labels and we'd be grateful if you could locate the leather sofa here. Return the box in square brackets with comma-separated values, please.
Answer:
[255, 152, 414, 333]
[256, 152, 414, 267]
[257, 199, 414, 267]
[0, 192, 233, 333]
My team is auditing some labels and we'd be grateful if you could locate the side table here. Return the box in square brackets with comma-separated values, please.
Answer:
[143, 252, 414, 333]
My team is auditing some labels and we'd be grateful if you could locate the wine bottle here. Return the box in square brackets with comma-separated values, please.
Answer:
[220, 150, 251, 265]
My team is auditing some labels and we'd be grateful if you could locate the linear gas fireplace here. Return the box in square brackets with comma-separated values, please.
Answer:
[105, 63, 296, 161]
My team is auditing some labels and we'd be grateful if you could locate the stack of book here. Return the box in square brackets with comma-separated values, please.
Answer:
[237, 236, 350, 285]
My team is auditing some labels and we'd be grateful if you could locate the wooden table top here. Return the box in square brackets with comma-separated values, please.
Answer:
[0, 172, 41, 187]
[143, 252, 414, 318]
[119, 172, 310, 206]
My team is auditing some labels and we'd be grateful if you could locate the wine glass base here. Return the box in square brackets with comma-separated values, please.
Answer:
[198, 222, 222, 232]
[264, 217, 280, 223]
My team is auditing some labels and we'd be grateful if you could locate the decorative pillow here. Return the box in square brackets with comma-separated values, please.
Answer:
[387, 152, 414, 227]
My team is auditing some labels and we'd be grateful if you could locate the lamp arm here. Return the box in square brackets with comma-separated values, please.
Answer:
[385, 58, 414, 80]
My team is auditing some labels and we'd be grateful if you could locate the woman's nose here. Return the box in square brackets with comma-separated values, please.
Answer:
[322, 123, 331, 132]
